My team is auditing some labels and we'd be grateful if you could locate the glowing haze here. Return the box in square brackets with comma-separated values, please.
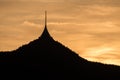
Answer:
[0, 0, 120, 65]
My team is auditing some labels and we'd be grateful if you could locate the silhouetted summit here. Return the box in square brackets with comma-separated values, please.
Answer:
[40, 25, 53, 40]
[39, 11, 53, 41]
[0, 12, 120, 80]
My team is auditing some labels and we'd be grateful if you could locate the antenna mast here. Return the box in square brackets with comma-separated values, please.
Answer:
[45, 11, 47, 26]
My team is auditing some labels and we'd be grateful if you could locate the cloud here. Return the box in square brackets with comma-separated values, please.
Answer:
[68, 0, 120, 7]
[22, 21, 40, 27]
[83, 46, 116, 56]
[84, 5, 118, 16]
[81, 46, 120, 65]
[0, 0, 65, 3]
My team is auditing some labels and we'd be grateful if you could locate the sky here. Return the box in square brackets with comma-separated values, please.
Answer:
[0, 0, 120, 65]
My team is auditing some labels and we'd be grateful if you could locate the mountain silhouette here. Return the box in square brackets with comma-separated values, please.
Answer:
[0, 12, 120, 80]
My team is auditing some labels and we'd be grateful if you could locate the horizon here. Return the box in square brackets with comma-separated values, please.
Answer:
[0, 0, 120, 66]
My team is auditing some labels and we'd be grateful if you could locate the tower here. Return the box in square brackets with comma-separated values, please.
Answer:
[40, 11, 53, 41]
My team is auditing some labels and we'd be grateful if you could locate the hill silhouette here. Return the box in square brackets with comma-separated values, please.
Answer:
[0, 12, 120, 79]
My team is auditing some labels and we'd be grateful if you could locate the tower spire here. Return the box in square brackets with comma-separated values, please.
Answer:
[39, 11, 53, 41]
[45, 11, 47, 27]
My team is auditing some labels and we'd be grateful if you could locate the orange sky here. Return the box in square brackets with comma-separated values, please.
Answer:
[0, 0, 120, 65]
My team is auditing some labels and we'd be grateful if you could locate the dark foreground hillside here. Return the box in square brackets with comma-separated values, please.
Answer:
[0, 26, 120, 80]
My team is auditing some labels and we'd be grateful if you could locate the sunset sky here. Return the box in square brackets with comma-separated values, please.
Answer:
[0, 0, 120, 65]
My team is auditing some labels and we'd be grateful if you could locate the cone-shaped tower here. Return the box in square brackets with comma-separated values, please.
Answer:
[40, 11, 53, 41]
